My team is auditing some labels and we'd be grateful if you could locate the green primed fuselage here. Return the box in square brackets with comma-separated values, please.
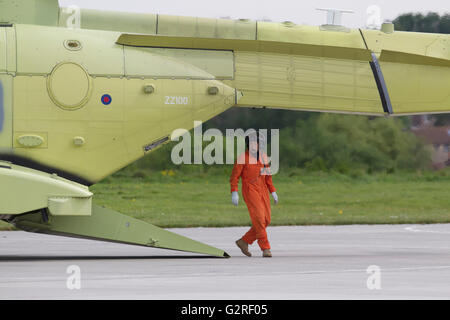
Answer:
[1, 0, 449, 186]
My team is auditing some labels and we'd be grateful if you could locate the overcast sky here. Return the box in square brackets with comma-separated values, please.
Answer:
[59, 0, 448, 28]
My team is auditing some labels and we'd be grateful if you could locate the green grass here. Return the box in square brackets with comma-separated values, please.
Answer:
[0, 221, 14, 230]
[2, 168, 450, 230]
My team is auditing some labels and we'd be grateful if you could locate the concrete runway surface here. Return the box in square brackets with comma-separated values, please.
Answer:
[1, 224, 450, 300]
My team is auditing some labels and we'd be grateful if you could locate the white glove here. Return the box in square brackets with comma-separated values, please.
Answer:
[231, 191, 239, 206]
[271, 192, 279, 205]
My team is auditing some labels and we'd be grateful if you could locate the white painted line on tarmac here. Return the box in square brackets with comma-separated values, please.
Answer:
[405, 226, 450, 234]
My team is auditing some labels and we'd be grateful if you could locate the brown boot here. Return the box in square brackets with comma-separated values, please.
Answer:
[235, 239, 252, 257]
[262, 249, 272, 258]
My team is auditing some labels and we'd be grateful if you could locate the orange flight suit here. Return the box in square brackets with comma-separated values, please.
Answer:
[230, 151, 276, 251]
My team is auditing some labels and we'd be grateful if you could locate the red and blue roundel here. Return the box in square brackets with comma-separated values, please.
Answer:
[101, 94, 112, 106]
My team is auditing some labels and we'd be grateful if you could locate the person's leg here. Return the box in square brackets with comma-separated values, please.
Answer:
[236, 203, 258, 257]
[237, 222, 271, 256]
[254, 194, 272, 251]
[242, 226, 257, 245]
[239, 189, 271, 254]
[241, 197, 259, 245]
[242, 200, 269, 251]
[259, 197, 272, 255]
[256, 231, 270, 251]
[251, 208, 270, 251]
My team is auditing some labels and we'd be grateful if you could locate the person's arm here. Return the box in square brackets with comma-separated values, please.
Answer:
[265, 174, 276, 194]
[262, 154, 278, 204]
[230, 155, 245, 206]
[261, 153, 276, 193]
[266, 175, 278, 205]
[230, 162, 244, 193]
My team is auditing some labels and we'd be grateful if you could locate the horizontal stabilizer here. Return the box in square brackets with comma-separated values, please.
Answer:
[380, 50, 450, 68]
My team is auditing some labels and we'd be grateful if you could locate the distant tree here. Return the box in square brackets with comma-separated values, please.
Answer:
[279, 114, 430, 173]
[206, 107, 314, 133]
[393, 12, 450, 33]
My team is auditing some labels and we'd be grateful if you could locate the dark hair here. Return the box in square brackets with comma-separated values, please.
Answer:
[245, 134, 261, 162]
[245, 135, 258, 150]
[245, 132, 266, 150]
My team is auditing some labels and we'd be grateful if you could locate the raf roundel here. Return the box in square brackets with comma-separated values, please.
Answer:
[101, 94, 112, 106]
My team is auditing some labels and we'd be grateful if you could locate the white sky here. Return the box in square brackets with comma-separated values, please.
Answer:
[59, 0, 449, 28]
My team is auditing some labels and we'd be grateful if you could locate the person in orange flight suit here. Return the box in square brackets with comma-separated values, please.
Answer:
[230, 134, 278, 258]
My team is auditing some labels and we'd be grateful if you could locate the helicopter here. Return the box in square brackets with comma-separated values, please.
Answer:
[0, 0, 449, 257]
